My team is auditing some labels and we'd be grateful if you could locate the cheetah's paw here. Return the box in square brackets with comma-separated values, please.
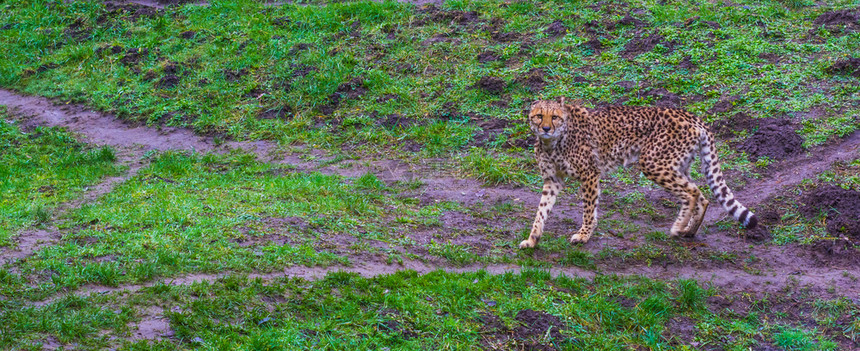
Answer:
[569, 233, 590, 244]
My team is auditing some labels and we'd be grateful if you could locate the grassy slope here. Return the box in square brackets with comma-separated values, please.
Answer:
[0, 0, 858, 184]
[3, 269, 856, 350]
[2, 0, 860, 349]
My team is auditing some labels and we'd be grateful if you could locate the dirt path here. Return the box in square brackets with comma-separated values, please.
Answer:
[0, 146, 146, 262]
[3, 88, 859, 306]
[30, 258, 859, 312]
[0, 90, 281, 261]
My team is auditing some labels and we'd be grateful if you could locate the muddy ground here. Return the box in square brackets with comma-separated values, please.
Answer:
[2, 88, 859, 299]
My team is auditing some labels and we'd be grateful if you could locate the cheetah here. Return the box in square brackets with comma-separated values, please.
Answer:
[519, 97, 757, 248]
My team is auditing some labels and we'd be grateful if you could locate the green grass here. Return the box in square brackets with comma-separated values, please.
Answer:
[10, 150, 449, 294]
[0, 107, 122, 247]
[2, 1, 860, 349]
[1, 0, 858, 186]
[2, 269, 854, 350]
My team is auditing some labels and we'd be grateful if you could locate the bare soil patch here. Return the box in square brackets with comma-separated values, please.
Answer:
[738, 118, 803, 161]
[543, 20, 567, 39]
[415, 5, 481, 26]
[621, 31, 676, 59]
[677, 56, 696, 70]
[580, 38, 603, 54]
[321, 77, 367, 114]
[825, 57, 860, 77]
[513, 309, 565, 339]
[470, 117, 513, 147]
[664, 316, 696, 346]
[477, 50, 500, 63]
[103, 1, 159, 21]
[474, 76, 506, 95]
[130, 306, 173, 341]
[813, 9, 860, 32]
[800, 185, 860, 239]
[517, 68, 547, 93]
[641, 87, 681, 108]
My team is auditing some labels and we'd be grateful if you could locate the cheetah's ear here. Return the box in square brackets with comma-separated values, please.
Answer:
[557, 96, 565, 105]
[563, 103, 580, 117]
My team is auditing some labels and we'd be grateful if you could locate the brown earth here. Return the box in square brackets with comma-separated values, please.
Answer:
[813, 9, 860, 32]
[738, 118, 804, 161]
[621, 31, 676, 59]
[826, 57, 860, 77]
[800, 185, 860, 239]
[474, 76, 507, 95]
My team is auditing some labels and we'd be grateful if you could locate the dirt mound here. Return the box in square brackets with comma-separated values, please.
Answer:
[103, 1, 158, 21]
[580, 38, 603, 53]
[813, 9, 859, 31]
[378, 113, 418, 130]
[334, 78, 367, 100]
[544, 20, 567, 38]
[477, 50, 500, 63]
[490, 29, 521, 42]
[421, 33, 456, 46]
[825, 57, 860, 77]
[290, 64, 317, 78]
[708, 96, 739, 114]
[677, 56, 696, 70]
[642, 88, 681, 108]
[258, 107, 291, 121]
[517, 68, 546, 93]
[416, 5, 480, 26]
[474, 76, 506, 94]
[710, 112, 754, 137]
[485, 17, 521, 43]
[608, 14, 648, 30]
[621, 32, 676, 58]
[321, 78, 367, 113]
[120, 48, 149, 65]
[471, 118, 513, 146]
[156, 74, 180, 88]
[805, 240, 860, 267]
[513, 309, 565, 340]
[156, 0, 196, 4]
[64, 19, 91, 42]
[223, 69, 247, 82]
[738, 119, 803, 160]
[800, 185, 860, 238]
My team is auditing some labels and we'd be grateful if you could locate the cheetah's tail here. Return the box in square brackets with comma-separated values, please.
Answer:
[699, 129, 758, 229]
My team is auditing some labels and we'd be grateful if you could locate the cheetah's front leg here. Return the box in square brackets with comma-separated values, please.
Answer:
[519, 177, 563, 249]
[570, 173, 599, 244]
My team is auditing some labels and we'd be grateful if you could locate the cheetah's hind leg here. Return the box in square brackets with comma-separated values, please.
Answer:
[681, 194, 709, 237]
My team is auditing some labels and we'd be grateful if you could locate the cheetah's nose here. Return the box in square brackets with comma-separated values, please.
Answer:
[542, 126, 551, 132]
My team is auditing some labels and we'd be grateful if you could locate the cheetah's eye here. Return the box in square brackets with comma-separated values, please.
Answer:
[551, 115, 559, 120]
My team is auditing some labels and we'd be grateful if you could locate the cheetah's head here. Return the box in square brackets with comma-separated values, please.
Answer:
[528, 97, 570, 141]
